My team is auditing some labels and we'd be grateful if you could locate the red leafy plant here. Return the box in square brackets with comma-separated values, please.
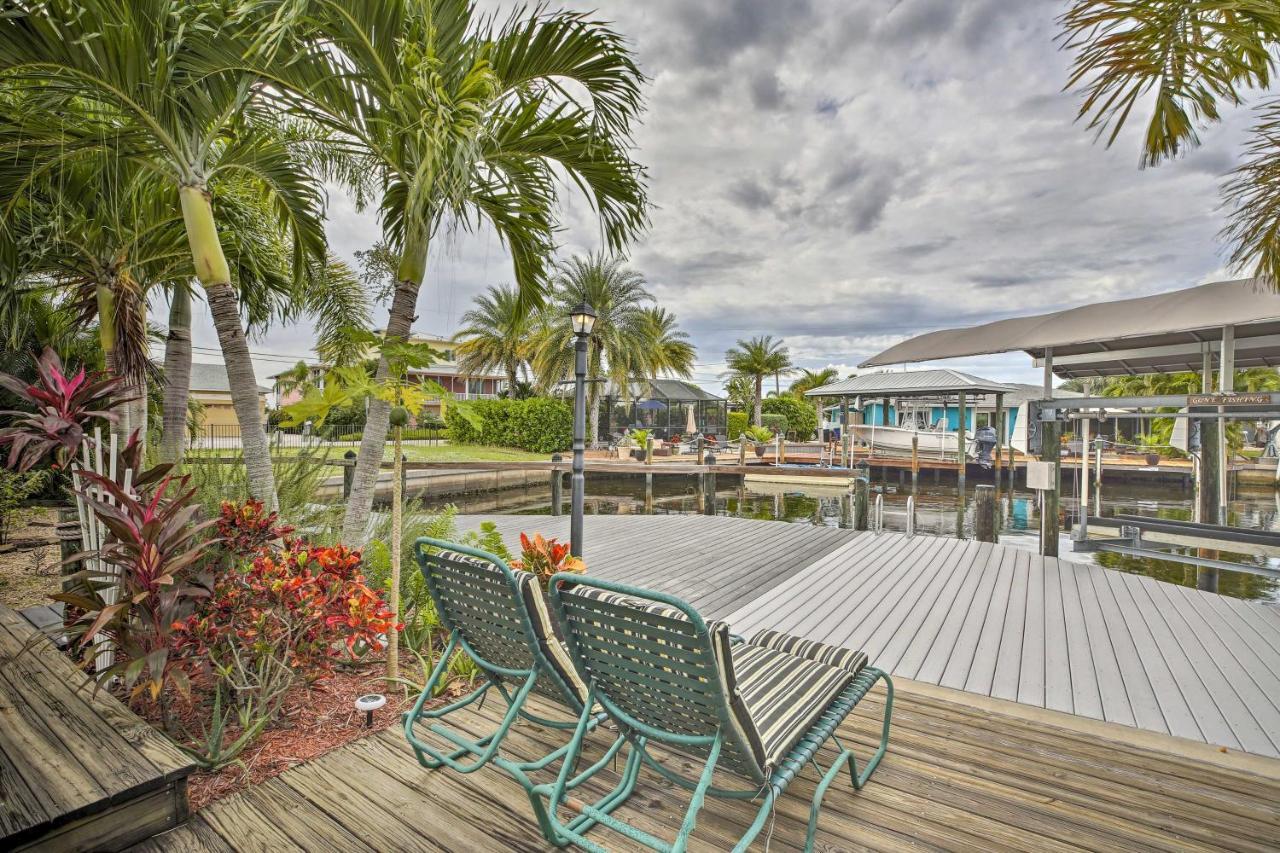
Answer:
[174, 540, 400, 683]
[0, 347, 128, 471]
[215, 498, 294, 560]
[54, 436, 217, 709]
[509, 532, 585, 589]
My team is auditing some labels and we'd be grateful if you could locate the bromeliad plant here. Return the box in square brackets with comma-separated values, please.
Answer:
[509, 532, 585, 590]
[0, 347, 126, 471]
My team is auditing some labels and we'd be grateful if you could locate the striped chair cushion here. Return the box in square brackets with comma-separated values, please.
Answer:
[515, 572, 590, 708]
[749, 629, 868, 676]
[564, 588, 863, 775]
[730, 643, 853, 771]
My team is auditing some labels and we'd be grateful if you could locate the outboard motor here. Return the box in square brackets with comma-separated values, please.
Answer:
[973, 425, 999, 469]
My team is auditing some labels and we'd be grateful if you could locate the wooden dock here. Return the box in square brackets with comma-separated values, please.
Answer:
[132, 683, 1280, 851]
[455, 514, 1280, 759]
[0, 606, 195, 850]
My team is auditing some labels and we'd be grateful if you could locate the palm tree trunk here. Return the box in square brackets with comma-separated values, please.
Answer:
[95, 282, 131, 447]
[753, 376, 763, 426]
[160, 284, 193, 463]
[341, 235, 428, 545]
[588, 381, 600, 448]
[506, 362, 518, 399]
[387, 423, 403, 681]
[179, 184, 276, 506]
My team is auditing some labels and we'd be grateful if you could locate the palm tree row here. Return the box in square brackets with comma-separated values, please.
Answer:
[455, 254, 697, 445]
[1, 0, 650, 542]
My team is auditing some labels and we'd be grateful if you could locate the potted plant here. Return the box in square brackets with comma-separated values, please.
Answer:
[629, 429, 650, 461]
[746, 426, 773, 457]
[1137, 433, 1162, 467]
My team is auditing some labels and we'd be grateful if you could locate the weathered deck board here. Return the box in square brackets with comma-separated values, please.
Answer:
[0, 605, 195, 850]
[134, 682, 1280, 851]
[457, 514, 1280, 758]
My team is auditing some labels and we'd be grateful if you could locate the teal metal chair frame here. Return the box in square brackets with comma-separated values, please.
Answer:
[405, 538, 637, 842]
[538, 573, 893, 853]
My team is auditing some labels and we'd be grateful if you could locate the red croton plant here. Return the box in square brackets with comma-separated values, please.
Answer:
[510, 532, 585, 589]
[173, 538, 400, 682]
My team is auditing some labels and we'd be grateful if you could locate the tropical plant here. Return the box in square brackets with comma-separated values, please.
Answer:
[531, 254, 656, 445]
[455, 285, 532, 395]
[0, 348, 126, 471]
[0, 0, 334, 503]
[744, 425, 775, 444]
[723, 375, 755, 412]
[509, 532, 584, 590]
[1058, 2, 1280, 285]
[628, 307, 696, 383]
[282, 330, 445, 679]
[272, 2, 650, 545]
[55, 451, 219, 709]
[724, 336, 792, 426]
[789, 367, 839, 397]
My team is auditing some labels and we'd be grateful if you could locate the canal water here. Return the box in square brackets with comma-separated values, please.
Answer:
[409, 473, 1280, 603]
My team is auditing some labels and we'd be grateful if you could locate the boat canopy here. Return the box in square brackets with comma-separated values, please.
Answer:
[806, 367, 1014, 399]
[859, 278, 1280, 379]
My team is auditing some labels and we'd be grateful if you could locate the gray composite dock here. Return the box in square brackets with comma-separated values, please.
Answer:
[455, 513, 1280, 758]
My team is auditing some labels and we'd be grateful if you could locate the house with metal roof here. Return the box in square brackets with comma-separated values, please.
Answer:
[189, 362, 270, 429]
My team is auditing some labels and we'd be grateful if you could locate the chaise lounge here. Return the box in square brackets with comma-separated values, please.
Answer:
[537, 575, 893, 852]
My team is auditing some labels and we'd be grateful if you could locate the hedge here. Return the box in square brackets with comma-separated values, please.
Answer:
[727, 411, 748, 440]
[445, 397, 572, 454]
[762, 395, 818, 439]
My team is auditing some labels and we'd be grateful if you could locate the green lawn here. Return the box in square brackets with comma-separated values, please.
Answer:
[187, 443, 552, 464]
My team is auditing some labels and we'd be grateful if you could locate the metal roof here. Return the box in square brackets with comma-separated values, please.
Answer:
[189, 362, 269, 395]
[806, 368, 1014, 398]
[860, 278, 1280, 379]
[605, 378, 724, 402]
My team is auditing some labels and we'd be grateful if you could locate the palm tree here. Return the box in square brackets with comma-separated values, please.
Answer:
[633, 307, 696, 381]
[724, 336, 792, 426]
[1059, 2, 1280, 285]
[455, 285, 530, 396]
[532, 254, 654, 445]
[273, 1, 650, 543]
[790, 367, 839, 439]
[0, 0, 331, 503]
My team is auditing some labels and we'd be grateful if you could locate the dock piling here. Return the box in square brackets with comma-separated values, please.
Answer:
[550, 454, 563, 516]
[852, 476, 869, 531]
[975, 485, 997, 543]
[342, 450, 356, 499]
[911, 434, 919, 493]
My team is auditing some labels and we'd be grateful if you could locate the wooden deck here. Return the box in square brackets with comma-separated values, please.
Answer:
[132, 681, 1280, 851]
[0, 606, 195, 851]
[454, 515, 1280, 759]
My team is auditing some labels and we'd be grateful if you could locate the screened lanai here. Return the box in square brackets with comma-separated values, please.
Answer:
[597, 378, 727, 441]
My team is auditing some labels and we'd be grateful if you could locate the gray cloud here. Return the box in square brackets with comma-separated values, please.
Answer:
[176, 0, 1266, 393]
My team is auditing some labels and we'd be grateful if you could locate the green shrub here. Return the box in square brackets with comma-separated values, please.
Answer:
[761, 413, 788, 434]
[762, 395, 818, 438]
[727, 411, 748, 440]
[445, 397, 571, 453]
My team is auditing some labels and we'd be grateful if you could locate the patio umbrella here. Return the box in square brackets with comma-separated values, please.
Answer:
[636, 399, 666, 411]
[686, 404, 697, 435]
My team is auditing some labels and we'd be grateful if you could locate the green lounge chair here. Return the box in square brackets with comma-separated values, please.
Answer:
[405, 539, 637, 841]
[538, 575, 893, 852]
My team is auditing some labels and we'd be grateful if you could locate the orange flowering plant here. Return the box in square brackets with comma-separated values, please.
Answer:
[509, 532, 585, 589]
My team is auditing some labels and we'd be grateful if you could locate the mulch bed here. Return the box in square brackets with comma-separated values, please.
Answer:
[136, 663, 461, 811]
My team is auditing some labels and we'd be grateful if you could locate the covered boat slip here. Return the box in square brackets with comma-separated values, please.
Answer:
[454, 514, 1280, 760]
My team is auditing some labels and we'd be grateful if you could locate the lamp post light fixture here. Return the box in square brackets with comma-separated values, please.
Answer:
[569, 301, 596, 557]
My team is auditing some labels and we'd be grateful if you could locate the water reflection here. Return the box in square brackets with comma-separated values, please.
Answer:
[409, 473, 1280, 603]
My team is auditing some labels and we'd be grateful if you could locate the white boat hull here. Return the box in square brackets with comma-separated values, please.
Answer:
[852, 424, 958, 456]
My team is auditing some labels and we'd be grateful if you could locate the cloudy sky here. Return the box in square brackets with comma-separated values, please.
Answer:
[180, 0, 1260, 394]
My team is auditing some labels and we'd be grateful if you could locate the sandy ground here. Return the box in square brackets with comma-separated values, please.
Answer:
[0, 507, 63, 609]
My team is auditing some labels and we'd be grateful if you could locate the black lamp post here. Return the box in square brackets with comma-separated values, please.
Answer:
[569, 301, 596, 557]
